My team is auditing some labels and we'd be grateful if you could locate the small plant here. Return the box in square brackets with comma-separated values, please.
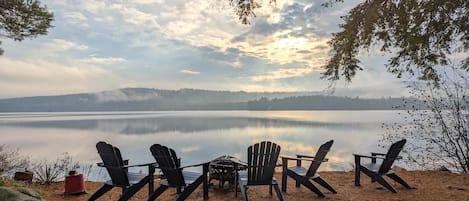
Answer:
[33, 152, 79, 184]
[0, 145, 29, 176]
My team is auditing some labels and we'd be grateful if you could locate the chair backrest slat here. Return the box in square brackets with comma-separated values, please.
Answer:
[96, 141, 129, 187]
[150, 144, 185, 187]
[247, 141, 280, 185]
[306, 140, 333, 177]
[378, 139, 406, 174]
[256, 141, 267, 182]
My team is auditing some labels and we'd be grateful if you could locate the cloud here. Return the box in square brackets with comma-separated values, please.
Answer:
[0, 0, 410, 98]
[250, 66, 315, 81]
[109, 4, 160, 26]
[48, 39, 89, 51]
[143, 0, 340, 79]
[180, 69, 201, 75]
[132, 0, 164, 5]
[81, 56, 128, 64]
[62, 11, 89, 28]
[0, 57, 127, 98]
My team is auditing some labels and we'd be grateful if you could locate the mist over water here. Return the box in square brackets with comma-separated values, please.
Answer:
[0, 110, 405, 181]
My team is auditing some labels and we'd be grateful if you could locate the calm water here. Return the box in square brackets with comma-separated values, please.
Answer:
[0, 111, 405, 180]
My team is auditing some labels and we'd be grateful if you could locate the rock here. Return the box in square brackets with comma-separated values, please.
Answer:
[13, 171, 33, 182]
[16, 187, 41, 199]
[0, 187, 43, 201]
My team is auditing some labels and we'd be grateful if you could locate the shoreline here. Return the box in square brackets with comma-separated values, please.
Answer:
[23, 170, 469, 201]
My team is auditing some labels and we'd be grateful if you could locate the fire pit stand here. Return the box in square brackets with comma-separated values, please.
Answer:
[209, 155, 247, 189]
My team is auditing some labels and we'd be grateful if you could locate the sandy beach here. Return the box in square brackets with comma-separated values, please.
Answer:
[30, 170, 469, 201]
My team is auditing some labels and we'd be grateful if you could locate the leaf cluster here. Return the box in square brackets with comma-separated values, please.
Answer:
[322, 0, 468, 84]
[0, 0, 53, 55]
[229, 0, 266, 24]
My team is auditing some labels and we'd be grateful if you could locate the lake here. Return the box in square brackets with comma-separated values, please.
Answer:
[0, 110, 406, 180]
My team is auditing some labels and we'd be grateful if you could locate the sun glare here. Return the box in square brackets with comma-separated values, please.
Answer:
[275, 37, 307, 49]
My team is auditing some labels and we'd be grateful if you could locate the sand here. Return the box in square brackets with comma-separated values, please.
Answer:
[33, 170, 469, 201]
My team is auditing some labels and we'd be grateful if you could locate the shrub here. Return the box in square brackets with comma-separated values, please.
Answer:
[382, 66, 469, 172]
[0, 145, 29, 176]
[33, 153, 79, 184]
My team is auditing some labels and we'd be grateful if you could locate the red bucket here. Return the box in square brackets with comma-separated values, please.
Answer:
[64, 173, 86, 195]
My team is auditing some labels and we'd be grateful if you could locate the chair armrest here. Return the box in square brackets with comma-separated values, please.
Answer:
[126, 162, 158, 168]
[296, 154, 315, 159]
[96, 162, 157, 169]
[281, 156, 328, 162]
[370, 154, 403, 160]
[179, 162, 210, 169]
[353, 154, 387, 160]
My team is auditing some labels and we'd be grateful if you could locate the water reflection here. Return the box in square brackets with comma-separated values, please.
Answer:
[1, 116, 374, 134]
[0, 111, 406, 180]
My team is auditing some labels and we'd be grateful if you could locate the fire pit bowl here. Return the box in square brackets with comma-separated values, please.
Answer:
[209, 155, 247, 189]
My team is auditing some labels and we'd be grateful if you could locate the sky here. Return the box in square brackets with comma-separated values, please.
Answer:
[0, 0, 410, 99]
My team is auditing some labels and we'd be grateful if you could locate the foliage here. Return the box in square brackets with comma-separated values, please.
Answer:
[32, 153, 79, 185]
[228, 0, 468, 84]
[0, 0, 53, 55]
[228, 0, 267, 24]
[228, 0, 344, 24]
[0, 145, 29, 176]
[322, 0, 468, 84]
[382, 66, 469, 172]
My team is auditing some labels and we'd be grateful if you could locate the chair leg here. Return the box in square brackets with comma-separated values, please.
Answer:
[240, 184, 249, 201]
[176, 187, 182, 194]
[300, 179, 325, 197]
[360, 168, 396, 193]
[355, 166, 361, 186]
[354, 157, 361, 186]
[119, 176, 151, 201]
[88, 184, 113, 201]
[387, 173, 411, 189]
[269, 184, 273, 196]
[374, 176, 397, 193]
[204, 180, 209, 200]
[295, 179, 300, 188]
[148, 185, 168, 201]
[281, 169, 287, 192]
[203, 165, 209, 201]
[313, 177, 337, 194]
[148, 166, 155, 197]
[273, 184, 284, 201]
[177, 176, 204, 201]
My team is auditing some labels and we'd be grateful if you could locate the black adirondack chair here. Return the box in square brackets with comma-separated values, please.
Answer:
[280, 140, 336, 197]
[235, 141, 284, 201]
[353, 139, 412, 193]
[149, 144, 209, 201]
[89, 142, 156, 201]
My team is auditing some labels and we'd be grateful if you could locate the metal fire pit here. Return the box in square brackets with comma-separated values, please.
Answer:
[209, 155, 247, 189]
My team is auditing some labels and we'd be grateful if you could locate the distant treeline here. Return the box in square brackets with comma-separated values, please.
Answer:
[0, 88, 420, 112]
[247, 96, 416, 110]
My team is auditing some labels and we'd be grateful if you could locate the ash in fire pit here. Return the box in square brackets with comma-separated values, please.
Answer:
[209, 155, 247, 189]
